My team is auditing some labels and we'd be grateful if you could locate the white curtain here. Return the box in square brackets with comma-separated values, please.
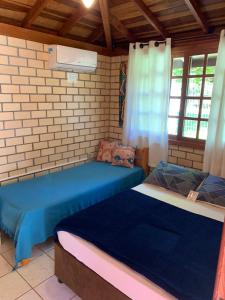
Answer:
[203, 30, 225, 177]
[123, 39, 171, 167]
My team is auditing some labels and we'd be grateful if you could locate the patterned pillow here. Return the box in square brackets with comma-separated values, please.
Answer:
[112, 146, 135, 168]
[196, 175, 225, 208]
[97, 140, 118, 163]
[145, 161, 208, 196]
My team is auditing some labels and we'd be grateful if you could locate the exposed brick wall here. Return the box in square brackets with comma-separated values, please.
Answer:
[168, 145, 204, 170]
[0, 38, 205, 183]
[109, 55, 204, 170]
[0, 35, 110, 181]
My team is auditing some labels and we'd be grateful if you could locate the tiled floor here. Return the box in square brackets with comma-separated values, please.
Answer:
[0, 232, 81, 300]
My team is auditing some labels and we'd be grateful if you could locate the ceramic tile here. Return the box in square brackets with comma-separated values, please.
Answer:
[17, 254, 54, 287]
[2, 246, 44, 267]
[17, 290, 42, 300]
[0, 255, 12, 277]
[0, 271, 30, 300]
[38, 238, 54, 252]
[35, 276, 75, 300]
[45, 248, 54, 260]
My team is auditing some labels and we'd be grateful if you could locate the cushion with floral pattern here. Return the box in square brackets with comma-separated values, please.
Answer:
[112, 146, 135, 168]
[97, 140, 118, 163]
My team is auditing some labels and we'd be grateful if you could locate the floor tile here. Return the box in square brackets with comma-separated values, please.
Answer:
[17, 254, 54, 287]
[2, 246, 44, 267]
[0, 271, 30, 300]
[17, 290, 42, 300]
[35, 276, 75, 300]
[45, 248, 54, 260]
[38, 238, 54, 253]
[0, 255, 12, 277]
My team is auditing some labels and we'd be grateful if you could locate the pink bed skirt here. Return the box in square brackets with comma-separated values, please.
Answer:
[214, 218, 225, 300]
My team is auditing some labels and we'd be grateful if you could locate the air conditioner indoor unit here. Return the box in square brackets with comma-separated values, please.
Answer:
[48, 45, 97, 73]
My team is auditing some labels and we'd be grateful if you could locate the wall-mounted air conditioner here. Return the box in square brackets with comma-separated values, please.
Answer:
[48, 45, 97, 73]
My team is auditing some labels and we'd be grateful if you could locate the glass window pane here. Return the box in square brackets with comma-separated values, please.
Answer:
[168, 118, 178, 135]
[201, 100, 211, 118]
[206, 53, 217, 75]
[171, 78, 182, 97]
[189, 55, 205, 75]
[183, 120, 198, 138]
[187, 78, 202, 96]
[169, 98, 181, 116]
[172, 57, 184, 76]
[199, 121, 208, 140]
[184, 99, 200, 118]
[204, 77, 214, 97]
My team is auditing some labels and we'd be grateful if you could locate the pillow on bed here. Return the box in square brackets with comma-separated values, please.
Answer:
[196, 175, 225, 208]
[145, 161, 208, 196]
[112, 145, 135, 168]
[97, 140, 118, 163]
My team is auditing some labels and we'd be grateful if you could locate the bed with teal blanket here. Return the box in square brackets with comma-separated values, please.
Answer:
[0, 161, 145, 265]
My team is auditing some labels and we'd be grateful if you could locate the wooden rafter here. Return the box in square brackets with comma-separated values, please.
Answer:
[99, 0, 112, 49]
[133, 0, 167, 38]
[184, 0, 208, 33]
[58, 6, 88, 37]
[0, 22, 111, 55]
[110, 14, 136, 42]
[22, 0, 49, 28]
[88, 26, 104, 43]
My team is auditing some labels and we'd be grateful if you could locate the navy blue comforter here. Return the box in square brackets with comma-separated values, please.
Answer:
[55, 189, 223, 300]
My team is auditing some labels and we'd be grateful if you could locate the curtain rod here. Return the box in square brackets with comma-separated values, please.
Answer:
[133, 41, 166, 49]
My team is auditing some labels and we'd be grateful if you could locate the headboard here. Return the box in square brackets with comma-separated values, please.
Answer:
[135, 148, 149, 176]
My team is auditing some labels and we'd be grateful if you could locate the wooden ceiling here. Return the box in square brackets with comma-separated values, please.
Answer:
[0, 0, 225, 51]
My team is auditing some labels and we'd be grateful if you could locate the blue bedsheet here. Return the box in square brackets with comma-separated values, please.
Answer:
[0, 161, 145, 264]
[55, 189, 223, 300]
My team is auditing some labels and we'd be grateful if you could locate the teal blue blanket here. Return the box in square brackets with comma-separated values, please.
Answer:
[0, 161, 145, 264]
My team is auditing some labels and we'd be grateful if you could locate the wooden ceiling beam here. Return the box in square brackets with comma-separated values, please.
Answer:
[110, 14, 136, 42]
[0, 22, 112, 55]
[99, 0, 112, 49]
[132, 0, 167, 38]
[22, 0, 50, 28]
[184, 0, 208, 33]
[88, 26, 104, 43]
[58, 6, 88, 36]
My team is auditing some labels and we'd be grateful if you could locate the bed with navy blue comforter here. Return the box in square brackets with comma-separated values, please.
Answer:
[55, 189, 223, 300]
[0, 161, 144, 265]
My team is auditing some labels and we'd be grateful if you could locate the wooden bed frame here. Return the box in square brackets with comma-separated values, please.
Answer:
[55, 243, 129, 300]
[55, 219, 225, 300]
[134, 147, 149, 175]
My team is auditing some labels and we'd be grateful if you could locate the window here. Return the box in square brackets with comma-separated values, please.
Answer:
[168, 53, 217, 145]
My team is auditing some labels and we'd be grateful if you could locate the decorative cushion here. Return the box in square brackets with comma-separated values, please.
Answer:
[145, 161, 208, 196]
[96, 140, 118, 163]
[112, 146, 135, 168]
[196, 175, 225, 208]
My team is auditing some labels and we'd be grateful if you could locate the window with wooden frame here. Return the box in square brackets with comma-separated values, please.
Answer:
[168, 52, 217, 148]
